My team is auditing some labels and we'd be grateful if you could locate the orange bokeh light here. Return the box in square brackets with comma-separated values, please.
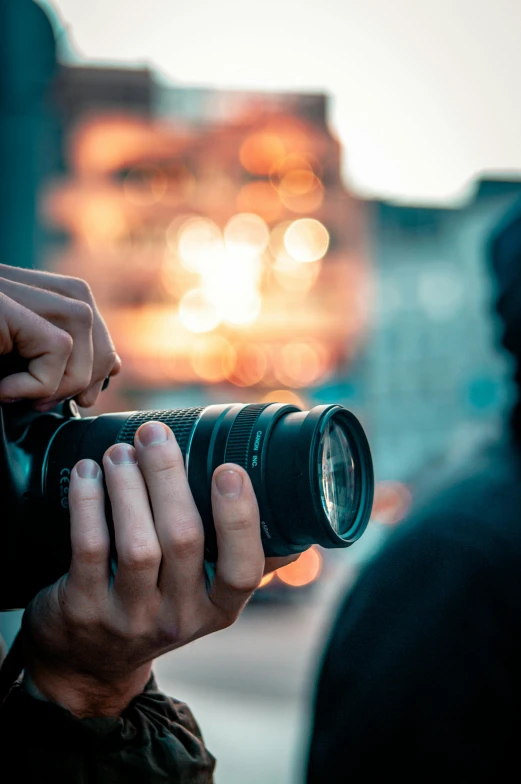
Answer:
[190, 336, 236, 382]
[371, 482, 413, 526]
[275, 341, 327, 387]
[261, 389, 308, 408]
[239, 132, 286, 175]
[226, 342, 267, 387]
[277, 546, 322, 587]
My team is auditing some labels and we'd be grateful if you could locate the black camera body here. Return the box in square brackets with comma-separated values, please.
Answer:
[1, 398, 374, 611]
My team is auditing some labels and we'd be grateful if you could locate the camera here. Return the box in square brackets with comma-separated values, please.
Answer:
[0, 396, 374, 610]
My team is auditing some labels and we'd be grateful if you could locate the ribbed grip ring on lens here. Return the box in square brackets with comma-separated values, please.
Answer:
[115, 408, 204, 458]
[224, 404, 269, 468]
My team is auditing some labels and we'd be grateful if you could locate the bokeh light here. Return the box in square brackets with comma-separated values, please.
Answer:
[239, 132, 286, 175]
[79, 198, 127, 247]
[277, 546, 322, 587]
[261, 389, 308, 408]
[272, 255, 322, 294]
[371, 481, 413, 526]
[284, 219, 330, 263]
[178, 288, 221, 333]
[275, 342, 327, 387]
[224, 213, 270, 259]
[177, 217, 223, 273]
[226, 342, 267, 387]
[190, 336, 236, 382]
[201, 253, 262, 326]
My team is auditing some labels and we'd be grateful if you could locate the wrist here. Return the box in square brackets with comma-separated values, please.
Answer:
[23, 662, 153, 718]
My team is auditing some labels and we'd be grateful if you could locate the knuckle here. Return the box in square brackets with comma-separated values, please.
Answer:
[167, 528, 202, 560]
[54, 328, 74, 359]
[76, 536, 108, 565]
[219, 514, 253, 534]
[228, 571, 260, 594]
[92, 348, 119, 384]
[69, 299, 94, 329]
[118, 542, 161, 571]
[66, 277, 93, 304]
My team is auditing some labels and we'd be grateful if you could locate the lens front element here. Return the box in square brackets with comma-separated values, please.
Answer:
[318, 418, 357, 536]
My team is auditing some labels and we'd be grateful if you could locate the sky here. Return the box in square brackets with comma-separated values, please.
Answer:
[45, 0, 521, 205]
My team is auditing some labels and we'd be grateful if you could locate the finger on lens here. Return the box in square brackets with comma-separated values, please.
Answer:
[103, 442, 162, 606]
[209, 464, 264, 619]
[67, 459, 110, 599]
[134, 421, 205, 602]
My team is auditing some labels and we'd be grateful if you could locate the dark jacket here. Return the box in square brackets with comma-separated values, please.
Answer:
[307, 203, 521, 781]
[0, 674, 215, 783]
[307, 439, 521, 781]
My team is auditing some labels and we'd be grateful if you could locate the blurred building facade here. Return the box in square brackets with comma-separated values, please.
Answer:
[42, 64, 370, 414]
[359, 179, 521, 486]
[37, 61, 521, 499]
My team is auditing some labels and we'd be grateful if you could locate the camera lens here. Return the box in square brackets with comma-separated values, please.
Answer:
[318, 418, 357, 537]
[30, 403, 373, 595]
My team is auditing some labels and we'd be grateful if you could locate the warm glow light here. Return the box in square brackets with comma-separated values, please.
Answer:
[190, 336, 236, 382]
[177, 217, 223, 272]
[226, 342, 267, 386]
[269, 221, 292, 258]
[239, 132, 286, 175]
[200, 253, 262, 326]
[275, 342, 326, 387]
[277, 546, 322, 587]
[178, 289, 221, 333]
[270, 153, 314, 180]
[79, 198, 127, 246]
[261, 389, 308, 408]
[284, 219, 330, 263]
[278, 175, 324, 213]
[371, 482, 413, 526]
[224, 213, 270, 259]
[236, 181, 283, 223]
[272, 255, 322, 294]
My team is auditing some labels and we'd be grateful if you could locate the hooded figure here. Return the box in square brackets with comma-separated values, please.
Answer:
[307, 205, 521, 783]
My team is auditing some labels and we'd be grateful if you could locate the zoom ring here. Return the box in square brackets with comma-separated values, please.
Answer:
[115, 408, 204, 458]
[224, 404, 270, 468]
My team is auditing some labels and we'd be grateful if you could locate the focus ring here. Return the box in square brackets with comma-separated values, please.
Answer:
[224, 404, 269, 468]
[115, 408, 204, 458]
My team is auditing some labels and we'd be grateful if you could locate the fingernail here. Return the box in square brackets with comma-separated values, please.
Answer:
[107, 443, 137, 465]
[137, 421, 168, 447]
[215, 469, 243, 498]
[76, 459, 101, 480]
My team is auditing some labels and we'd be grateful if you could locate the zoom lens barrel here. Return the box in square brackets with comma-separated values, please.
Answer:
[1, 402, 373, 606]
[46, 402, 373, 560]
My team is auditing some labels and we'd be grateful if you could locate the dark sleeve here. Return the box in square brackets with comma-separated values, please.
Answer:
[306, 519, 521, 782]
[0, 674, 215, 783]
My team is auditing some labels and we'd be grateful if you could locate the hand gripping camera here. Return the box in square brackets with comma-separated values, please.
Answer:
[1, 387, 374, 609]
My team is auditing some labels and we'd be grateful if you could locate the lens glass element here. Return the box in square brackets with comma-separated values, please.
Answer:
[318, 418, 357, 536]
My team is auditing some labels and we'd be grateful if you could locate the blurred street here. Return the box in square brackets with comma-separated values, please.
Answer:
[154, 558, 356, 784]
